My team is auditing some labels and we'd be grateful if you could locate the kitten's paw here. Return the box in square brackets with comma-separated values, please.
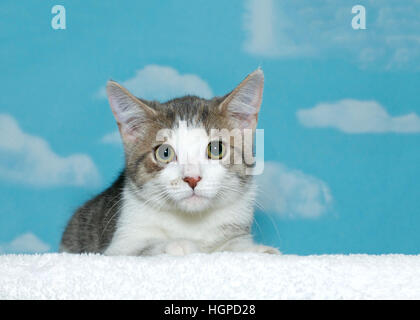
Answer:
[165, 240, 199, 256]
[251, 245, 281, 255]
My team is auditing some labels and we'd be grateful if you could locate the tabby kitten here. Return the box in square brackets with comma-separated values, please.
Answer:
[60, 68, 279, 256]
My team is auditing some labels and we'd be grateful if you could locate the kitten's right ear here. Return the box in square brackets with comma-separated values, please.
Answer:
[106, 81, 156, 142]
[218, 68, 264, 131]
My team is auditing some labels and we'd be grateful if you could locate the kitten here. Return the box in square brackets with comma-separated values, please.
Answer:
[60, 68, 279, 256]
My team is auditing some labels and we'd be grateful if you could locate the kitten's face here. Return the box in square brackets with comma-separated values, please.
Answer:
[138, 120, 242, 212]
[107, 69, 264, 213]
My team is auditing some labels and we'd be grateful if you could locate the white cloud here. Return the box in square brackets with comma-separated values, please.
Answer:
[243, 0, 313, 57]
[255, 161, 332, 219]
[297, 99, 420, 133]
[243, 0, 420, 70]
[96, 64, 213, 101]
[0, 233, 50, 254]
[243, 0, 278, 56]
[101, 130, 121, 145]
[0, 114, 101, 187]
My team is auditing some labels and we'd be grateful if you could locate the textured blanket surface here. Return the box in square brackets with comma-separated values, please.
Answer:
[1, 253, 419, 299]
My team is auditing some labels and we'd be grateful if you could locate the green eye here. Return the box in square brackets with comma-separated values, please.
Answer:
[155, 144, 175, 163]
[207, 141, 226, 160]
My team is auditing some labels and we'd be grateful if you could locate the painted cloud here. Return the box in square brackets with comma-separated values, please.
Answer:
[0, 233, 50, 254]
[0, 114, 101, 187]
[255, 161, 332, 218]
[243, 0, 420, 70]
[96, 64, 213, 101]
[297, 99, 420, 134]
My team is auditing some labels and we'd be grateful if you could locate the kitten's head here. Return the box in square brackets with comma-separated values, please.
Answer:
[107, 69, 263, 213]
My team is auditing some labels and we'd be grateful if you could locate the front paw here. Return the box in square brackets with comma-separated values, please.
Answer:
[165, 240, 199, 256]
[251, 245, 281, 255]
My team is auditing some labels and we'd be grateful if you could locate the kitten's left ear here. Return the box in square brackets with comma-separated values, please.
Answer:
[219, 68, 264, 131]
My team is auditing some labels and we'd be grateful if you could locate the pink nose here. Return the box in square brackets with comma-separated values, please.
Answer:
[183, 176, 201, 189]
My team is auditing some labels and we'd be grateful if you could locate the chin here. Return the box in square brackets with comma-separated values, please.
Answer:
[176, 195, 213, 213]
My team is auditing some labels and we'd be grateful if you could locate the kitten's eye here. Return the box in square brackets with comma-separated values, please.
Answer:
[207, 141, 226, 160]
[155, 144, 175, 163]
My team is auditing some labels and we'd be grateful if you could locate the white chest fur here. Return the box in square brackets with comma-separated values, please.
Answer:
[104, 185, 255, 256]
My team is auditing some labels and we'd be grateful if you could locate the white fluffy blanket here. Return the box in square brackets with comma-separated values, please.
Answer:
[1, 252, 419, 299]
